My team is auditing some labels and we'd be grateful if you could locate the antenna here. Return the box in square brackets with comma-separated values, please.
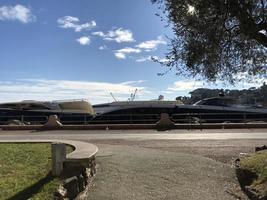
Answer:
[131, 89, 138, 101]
[110, 92, 117, 102]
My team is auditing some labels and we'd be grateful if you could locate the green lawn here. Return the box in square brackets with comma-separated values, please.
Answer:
[240, 151, 267, 196]
[0, 143, 72, 200]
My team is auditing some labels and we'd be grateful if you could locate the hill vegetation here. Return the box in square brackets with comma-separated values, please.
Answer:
[177, 82, 267, 106]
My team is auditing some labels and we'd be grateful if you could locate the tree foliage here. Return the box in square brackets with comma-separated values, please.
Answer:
[152, 0, 267, 83]
[184, 82, 267, 106]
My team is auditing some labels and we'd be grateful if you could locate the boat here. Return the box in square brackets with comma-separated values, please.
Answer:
[92, 99, 184, 124]
[1, 95, 267, 125]
[171, 96, 267, 123]
[0, 99, 95, 125]
[91, 95, 267, 124]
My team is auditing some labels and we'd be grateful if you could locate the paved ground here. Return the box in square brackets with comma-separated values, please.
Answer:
[0, 129, 267, 141]
[90, 139, 267, 164]
[1, 129, 267, 200]
[88, 144, 242, 200]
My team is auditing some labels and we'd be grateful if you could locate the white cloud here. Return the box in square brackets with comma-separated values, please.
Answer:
[154, 56, 169, 63]
[76, 36, 90, 45]
[92, 31, 105, 37]
[166, 77, 267, 95]
[136, 57, 151, 62]
[167, 81, 204, 91]
[136, 56, 168, 63]
[92, 28, 134, 43]
[114, 47, 141, 59]
[0, 4, 36, 23]
[233, 74, 267, 89]
[0, 79, 148, 104]
[114, 52, 126, 59]
[135, 36, 166, 51]
[99, 45, 108, 50]
[57, 16, 96, 32]
[117, 47, 141, 54]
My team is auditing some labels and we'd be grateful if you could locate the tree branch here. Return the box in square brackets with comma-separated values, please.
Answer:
[254, 32, 267, 47]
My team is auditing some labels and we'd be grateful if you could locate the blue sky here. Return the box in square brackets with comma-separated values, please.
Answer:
[0, 0, 263, 103]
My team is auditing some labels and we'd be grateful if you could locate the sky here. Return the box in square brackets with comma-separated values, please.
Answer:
[0, 0, 264, 104]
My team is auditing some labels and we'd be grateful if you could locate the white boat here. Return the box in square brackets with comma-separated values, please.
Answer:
[0, 99, 95, 125]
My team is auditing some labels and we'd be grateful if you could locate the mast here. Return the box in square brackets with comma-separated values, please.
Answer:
[110, 92, 117, 102]
[131, 89, 138, 101]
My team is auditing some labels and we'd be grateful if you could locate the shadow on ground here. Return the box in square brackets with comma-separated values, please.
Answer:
[7, 172, 54, 200]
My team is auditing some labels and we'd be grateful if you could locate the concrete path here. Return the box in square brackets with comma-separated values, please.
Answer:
[87, 144, 245, 200]
[0, 129, 267, 141]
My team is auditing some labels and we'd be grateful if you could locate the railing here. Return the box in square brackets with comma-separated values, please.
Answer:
[91, 113, 160, 124]
[0, 112, 267, 125]
[171, 112, 267, 123]
[0, 115, 48, 125]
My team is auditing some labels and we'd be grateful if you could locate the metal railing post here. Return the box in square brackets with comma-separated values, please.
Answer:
[243, 113, 246, 123]
[84, 114, 87, 125]
[199, 113, 202, 131]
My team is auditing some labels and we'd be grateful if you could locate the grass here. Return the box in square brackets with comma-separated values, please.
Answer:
[240, 151, 267, 196]
[0, 143, 73, 200]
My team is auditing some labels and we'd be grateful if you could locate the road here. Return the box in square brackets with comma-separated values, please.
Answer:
[0, 129, 267, 141]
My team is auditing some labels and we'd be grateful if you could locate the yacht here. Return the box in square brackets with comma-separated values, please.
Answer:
[0, 100, 95, 125]
[92, 96, 267, 124]
[92, 99, 184, 124]
[1, 95, 266, 125]
[172, 96, 267, 123]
